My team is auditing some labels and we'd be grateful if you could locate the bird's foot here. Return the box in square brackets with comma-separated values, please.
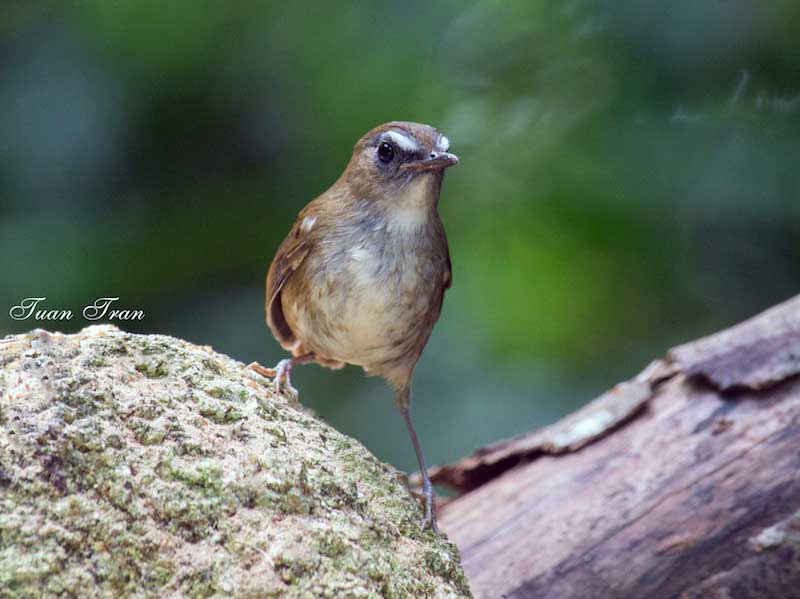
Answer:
[246, 359, 298, 397]
[247, 361, 276, 378]
[272, 358, 297, 397]
[411, 480, 439, 534]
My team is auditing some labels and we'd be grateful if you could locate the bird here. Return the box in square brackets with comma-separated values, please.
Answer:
[249, 121, 458, 532]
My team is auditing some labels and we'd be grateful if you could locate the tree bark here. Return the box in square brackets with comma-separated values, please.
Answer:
[437, 295, 800, 599]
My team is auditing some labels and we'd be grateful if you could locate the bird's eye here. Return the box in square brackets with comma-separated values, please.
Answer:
[377, 141, 395, 163]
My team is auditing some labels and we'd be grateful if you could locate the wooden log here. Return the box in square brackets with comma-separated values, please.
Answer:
[438, 295, 800, 599]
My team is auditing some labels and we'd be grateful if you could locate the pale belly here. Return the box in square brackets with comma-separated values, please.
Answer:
[282, 240, 443, 374]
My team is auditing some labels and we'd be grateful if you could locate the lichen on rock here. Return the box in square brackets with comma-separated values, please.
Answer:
[0, 326, 472, 598]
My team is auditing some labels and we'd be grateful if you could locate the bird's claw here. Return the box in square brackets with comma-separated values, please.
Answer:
[272, 358, 298, 397]
[412, 480, 439, 533]
[246, 360, 298, 398]
[247, 361, 276, 378]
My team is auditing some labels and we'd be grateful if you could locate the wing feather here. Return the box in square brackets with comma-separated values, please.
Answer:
[265, 215, 313, 352]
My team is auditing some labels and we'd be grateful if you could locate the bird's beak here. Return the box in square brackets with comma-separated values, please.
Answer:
[403, 151, 460, 172]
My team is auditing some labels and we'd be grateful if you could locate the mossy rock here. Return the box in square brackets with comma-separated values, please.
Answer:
[0, 326, 472, 598]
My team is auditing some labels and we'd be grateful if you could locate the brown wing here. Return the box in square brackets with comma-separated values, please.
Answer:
[265, 213, 313, 352]
[431, 215, 452, 325]
[443, 247, 452, 290]
[440, 213, 452, 293]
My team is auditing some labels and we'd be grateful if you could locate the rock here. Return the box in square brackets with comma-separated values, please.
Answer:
[0, 326, 471, 599]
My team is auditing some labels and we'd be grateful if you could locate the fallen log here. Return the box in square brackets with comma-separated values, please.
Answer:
[438, 295, 800, 599]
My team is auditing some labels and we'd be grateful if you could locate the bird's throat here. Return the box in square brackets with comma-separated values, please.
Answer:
[385, 174, 441, 231]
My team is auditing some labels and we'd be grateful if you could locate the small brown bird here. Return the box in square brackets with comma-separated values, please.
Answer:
[250, 121, 458, 531]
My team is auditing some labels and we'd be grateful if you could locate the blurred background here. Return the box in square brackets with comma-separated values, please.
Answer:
[2, 1, 799, 476]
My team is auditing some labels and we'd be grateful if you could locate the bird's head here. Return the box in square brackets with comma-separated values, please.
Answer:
[341, 121, 459, 203]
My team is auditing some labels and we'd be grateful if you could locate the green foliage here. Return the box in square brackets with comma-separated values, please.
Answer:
[1, 1, 798, 470]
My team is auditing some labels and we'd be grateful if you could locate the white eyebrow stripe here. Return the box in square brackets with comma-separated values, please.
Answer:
[437, 135, 450, 152]
[385, 130, 420, 153]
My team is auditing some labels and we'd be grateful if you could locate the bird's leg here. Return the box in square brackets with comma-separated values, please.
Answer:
[247, 353, 314, 397]
[247, 358, 296, 395]
[246, 362, 276, 378]
[400, 393, 438, 533]
[271, 358, 297, 396]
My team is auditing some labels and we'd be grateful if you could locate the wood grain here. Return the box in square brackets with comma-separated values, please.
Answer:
[439, 295, 800, 599]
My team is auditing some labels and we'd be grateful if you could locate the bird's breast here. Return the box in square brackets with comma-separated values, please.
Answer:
[283, 218, 446, 371]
